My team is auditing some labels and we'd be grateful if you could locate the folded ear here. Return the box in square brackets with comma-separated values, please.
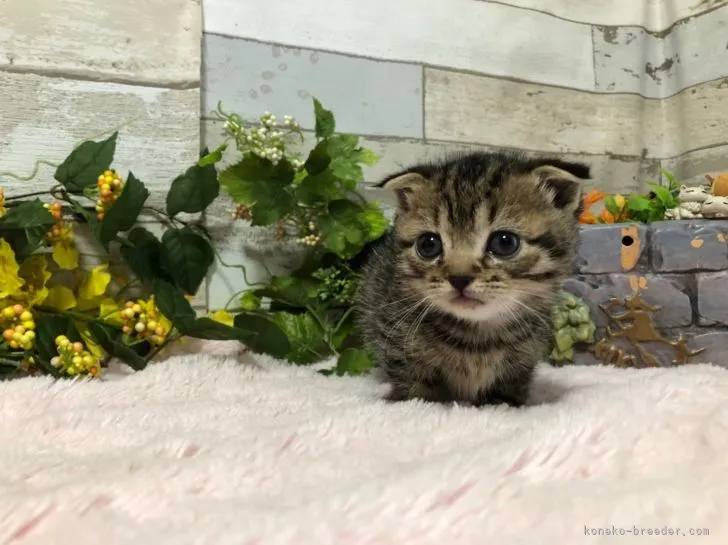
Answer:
[530, 162, 589, 213]
[376, 171, 430, 212]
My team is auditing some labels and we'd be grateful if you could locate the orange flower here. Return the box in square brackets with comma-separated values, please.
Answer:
[579, 190, 607, 224]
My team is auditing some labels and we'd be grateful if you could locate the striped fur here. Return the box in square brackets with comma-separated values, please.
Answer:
[355, 151, 589, 406]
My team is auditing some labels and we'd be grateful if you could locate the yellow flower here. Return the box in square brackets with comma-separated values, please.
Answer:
[209, 309, 234, 327]
[44, 285, 76, 310]
[48, 222, 79, 270]
[0, 239, 25, 300]
[99, 297, 124, 326]
[17, 255, 51, 307]
[76, 265, 111, 311]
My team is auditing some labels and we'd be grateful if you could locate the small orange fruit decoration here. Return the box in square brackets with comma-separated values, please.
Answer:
[706, 173, 728, 197]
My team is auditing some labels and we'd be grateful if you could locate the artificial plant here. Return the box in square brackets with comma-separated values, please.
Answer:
[208, 99, 389, 376]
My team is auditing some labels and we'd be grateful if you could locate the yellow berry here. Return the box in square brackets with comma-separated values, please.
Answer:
[9, 341, 18, 349]
[25, 331, 35, 340]
[22, 321, 34, 330]
[12, 332, 21, 342]
[72, 342, 84, 353]
[147, 320, 157, 330]
[55, 335, 68, 345]
[3, 329, 13, 341]
[72, 356, 82, 366]
[134, 322, 145, 333]
[2, 307, 15, 319]
[12, 304, 23, 316]
[67, 367, 77, 376]
[14, 325, 24, 334]
[82, 355, 94, 365]
[154, 327, 164, 337]
[124, 308, 135, 319]
[132, 304, 142, 313]
[19, 311, 32, 322]
[51, 356, 61, 367]
[122, 325, 131, 334]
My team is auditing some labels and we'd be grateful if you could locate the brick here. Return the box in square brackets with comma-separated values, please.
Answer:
[562, 274, 692, 328]
[650, 220, 728, 272]
[691, 332, 728, 368]
[697, 271, 728, 325]
[574, 224, 648, 274]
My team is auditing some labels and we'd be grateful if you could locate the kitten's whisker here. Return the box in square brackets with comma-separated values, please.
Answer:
[404, 300, 434, 348]
[383, 298, 428, 353]
[503, 295, 551, 331]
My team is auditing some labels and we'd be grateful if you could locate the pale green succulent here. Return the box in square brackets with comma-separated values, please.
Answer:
[548, 290, 596, 363]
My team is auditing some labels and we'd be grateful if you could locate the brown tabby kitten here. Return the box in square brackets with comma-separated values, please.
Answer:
[354, 151, 589, 406]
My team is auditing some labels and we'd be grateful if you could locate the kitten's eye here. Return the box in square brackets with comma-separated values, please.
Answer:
[415, 232, 442, 259]
[486, 230, 520, 257]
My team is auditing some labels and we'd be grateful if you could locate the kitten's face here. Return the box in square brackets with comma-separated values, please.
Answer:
[380, 152, 587, 323]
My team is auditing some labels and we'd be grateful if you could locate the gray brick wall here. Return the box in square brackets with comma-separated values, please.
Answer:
[563, 220, 728, 367]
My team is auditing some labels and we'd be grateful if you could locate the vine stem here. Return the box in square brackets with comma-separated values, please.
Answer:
[4, 190, 53, 202]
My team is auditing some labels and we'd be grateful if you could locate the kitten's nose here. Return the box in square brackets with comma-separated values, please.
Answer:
[447, 275, 474, 293]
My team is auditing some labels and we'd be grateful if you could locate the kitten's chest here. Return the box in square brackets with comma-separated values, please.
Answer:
[417, 341, 507, 399]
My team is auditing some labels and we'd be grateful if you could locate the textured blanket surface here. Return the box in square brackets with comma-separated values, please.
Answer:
[2, 341, 728, 545]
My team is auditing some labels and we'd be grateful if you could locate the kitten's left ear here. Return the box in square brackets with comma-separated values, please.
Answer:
[531, 161, 590, 212]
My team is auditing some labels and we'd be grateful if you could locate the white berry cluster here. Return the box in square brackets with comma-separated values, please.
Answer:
[222, 111, 303, 167]
[297, 220, 321, 247]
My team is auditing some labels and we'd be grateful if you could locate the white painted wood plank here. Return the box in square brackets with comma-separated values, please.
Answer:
[203, 0, 595, 91]
[0, 73, 200, 207]
[1, 0, 201, 85]
[202, 34, 422, 138]
[485, 0, 727, 31]
[593, 6, 728, 98]
[425, 68, 728, 159]
[662, 145, 728, 186]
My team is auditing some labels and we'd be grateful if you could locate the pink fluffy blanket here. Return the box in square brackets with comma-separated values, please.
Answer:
[1, 341, 727, 544]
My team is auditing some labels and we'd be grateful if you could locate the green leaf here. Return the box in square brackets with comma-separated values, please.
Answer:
[2, 226, 47, 263]
[627, 195, 651, 212]
[269, 311, 327, 364]
[54, 132, 117, 192]
[254, 275, 322, 308]
[152, 280, 290, 356]
[303, 141, 331, 175]
[603, 195, 621, 216]
[358, 201, 389, 240]
[197, 144, 227, 166]
[357, 148, 379, 166]
[313, 98, 335, 138]
[333, 347, 374, 376]
[166, 161, 220, 217]
[0, 200, 56, 229]
[119, 227, 168, 285]
[34, 315, 82, 368]
[153, 279, 197, 326]
[317, 199, 369, 258]
[99, 172, 150, 249]
[218, 155, 295, 226]
[233, 312, 292, 359]
[87, 321, 148, 371]
[159, 227, 215, 295]
[648, 183, 672, 206]
[295, 170, 344, 205]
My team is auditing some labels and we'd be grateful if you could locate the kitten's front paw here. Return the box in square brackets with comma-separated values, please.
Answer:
[384, 380, 453, 404]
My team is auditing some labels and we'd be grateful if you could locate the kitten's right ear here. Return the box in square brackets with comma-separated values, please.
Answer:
[376, 172, 430, 212]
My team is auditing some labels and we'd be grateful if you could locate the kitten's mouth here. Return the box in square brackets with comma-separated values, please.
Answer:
[450, 294, 483, 308]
